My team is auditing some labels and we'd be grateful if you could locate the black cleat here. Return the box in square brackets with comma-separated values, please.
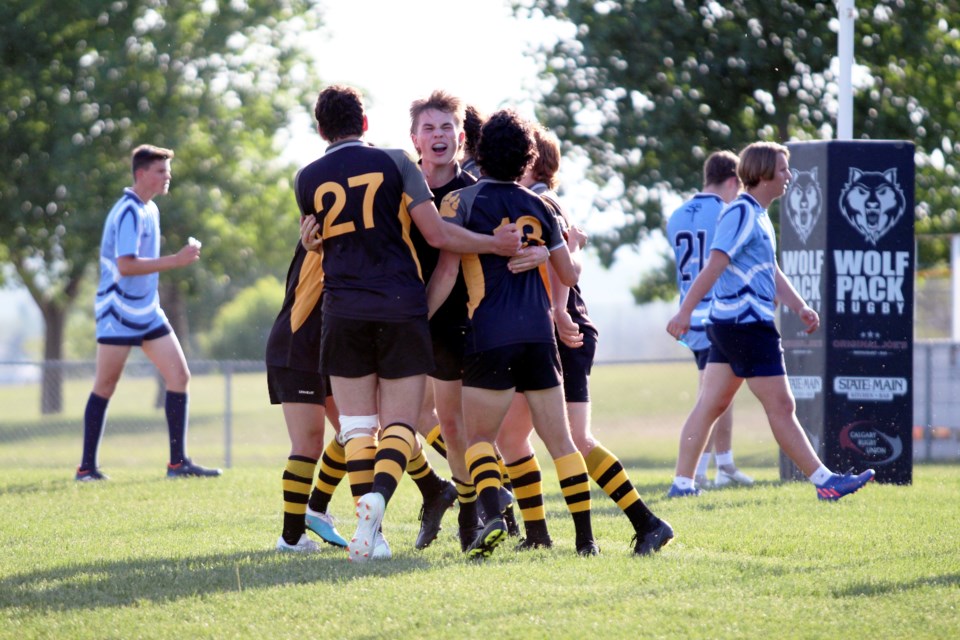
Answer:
[632, 518, 675, 556]
[75, 466, 109, 482]
[576, 539, 601, 557]
[459, 524, 484, 553]
[515, 533, 553, 551]
[166, 458, 222, 478]
[465, 517, 507, 560]
[502, 503, 521, 537]
[415, 479, 458, 550]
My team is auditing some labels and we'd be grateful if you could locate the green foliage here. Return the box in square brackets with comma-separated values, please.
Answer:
[0, 1, 320, 359]
[631, 250, 678, 304]
[521, 1, 960, 267]
[202, 276, 284, 360]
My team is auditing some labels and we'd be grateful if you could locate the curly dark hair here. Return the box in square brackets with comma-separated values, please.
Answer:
[463, 104, 484, 159]
[314, 85, 365, 142]
[476, 109, 536, 182]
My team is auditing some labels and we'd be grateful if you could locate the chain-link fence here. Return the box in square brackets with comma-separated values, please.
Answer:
[1, 344, 958, 470]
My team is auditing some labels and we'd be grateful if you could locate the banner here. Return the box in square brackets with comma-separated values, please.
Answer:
[780, 141, 914, 484]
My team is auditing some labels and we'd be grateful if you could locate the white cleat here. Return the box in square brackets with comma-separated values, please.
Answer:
[371, 531, 392, 560]
[714, 467, 754, 487]
[348, 492, 386, 563]
[276, 533, 321, 553]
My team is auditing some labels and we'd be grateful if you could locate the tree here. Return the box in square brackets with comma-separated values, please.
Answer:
[0, 1, 320, 412]
[520, 0, 960, 273]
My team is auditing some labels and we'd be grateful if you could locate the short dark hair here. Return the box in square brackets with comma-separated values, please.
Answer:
[703, 150, 739, 188]
[314, 85, 365, 142]
[409, 90, 464, 134]
[476, 109, 536, 182]
[131, 144, 173, 178]
[529, 124, 561, 190]
[738, 142, 789, 188]
[463, 104, 484, 159]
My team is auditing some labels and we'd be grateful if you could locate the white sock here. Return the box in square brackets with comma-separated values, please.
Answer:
[696, 453, 711, 476]
[715, 450, 734, 467]
[809, 465, 833, 486]
[673, 476, 695, 491]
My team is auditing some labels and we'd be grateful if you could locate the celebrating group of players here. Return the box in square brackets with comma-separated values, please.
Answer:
[265, 85, 675, 562]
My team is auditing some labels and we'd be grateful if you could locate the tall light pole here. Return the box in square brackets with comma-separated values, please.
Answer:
[837, 0, 856, 140]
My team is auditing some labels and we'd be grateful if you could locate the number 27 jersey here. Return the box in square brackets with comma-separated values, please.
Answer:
[294, 140, 434, 321]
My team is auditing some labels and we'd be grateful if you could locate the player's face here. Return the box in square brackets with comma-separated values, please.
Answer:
[137, 159, 172, 199]
[771, 152, 790, 198]
[412, 109, 464, 167]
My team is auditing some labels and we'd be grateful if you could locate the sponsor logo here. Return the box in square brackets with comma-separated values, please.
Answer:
[831, 330, 909, 355]
[833, 376, 908, 401]
[297, 389, 315, 396]
[783, 167, 823, 244]
[839, 420, 903, 465]
[838, 167, 907, 246]
[788, 376, 823, 400]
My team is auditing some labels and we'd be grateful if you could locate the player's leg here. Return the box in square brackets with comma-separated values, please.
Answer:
[497, 394, 550, 546]
[142, 330, 219, 476]
[670, 362, 741, 494]
[77, 342, 132, 479]
[525, 384, 598, 555]
[306, 392, 349, 547]
[711, 401, 753, 486]
[276, 400, 326, 552]
[461, 384, 514, 557]
[411, 378, 458, 550]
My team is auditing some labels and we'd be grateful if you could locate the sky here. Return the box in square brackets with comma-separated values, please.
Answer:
[284, 0, 562, 162]
[283, 0, 666, 313]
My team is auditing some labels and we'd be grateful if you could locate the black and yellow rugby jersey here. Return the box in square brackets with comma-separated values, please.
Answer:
[294, 140, 434, 321]
[265, 240, 325, 372]
[439, 178, 565, 355]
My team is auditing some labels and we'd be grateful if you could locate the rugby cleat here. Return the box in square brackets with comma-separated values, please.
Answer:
[816, 469, 875, 501]
[276, 534, 321, 553]
[515, 533, 553, 551]
[632, 518, 674, 556]
[166, 458, 222, 478]
[75, 467, 109, 482]
[714, 467, 754, 487]
[465, 517, 507, 560]
[305, 506, 348, 548]
[348, 492, 386, 563]
[576, 539, 601, 557]
[415, 479, 458, 550]
[666, 484, 702, 498]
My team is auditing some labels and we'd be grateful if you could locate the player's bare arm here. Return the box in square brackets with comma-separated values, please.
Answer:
[409, 200, 521, 256]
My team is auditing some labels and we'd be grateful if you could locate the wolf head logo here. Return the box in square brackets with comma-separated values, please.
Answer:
[838, 168, 906, 246]
[783, 167, 822, 244]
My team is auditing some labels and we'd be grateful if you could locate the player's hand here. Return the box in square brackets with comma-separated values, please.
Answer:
[508, 244, 549, 273]
[799, 305, 820, 334]
[567, 225, 587, 251]
[176, 242, 201, 266]
[300, 216, 322, 252]
[666, 311, 691, 340]
[492, 223, 522, 256]
[554, 308, 584, 349]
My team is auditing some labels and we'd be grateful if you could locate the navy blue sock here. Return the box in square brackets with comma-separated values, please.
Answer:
[80, 393, 109, 470]
[165, 391, 189, 465]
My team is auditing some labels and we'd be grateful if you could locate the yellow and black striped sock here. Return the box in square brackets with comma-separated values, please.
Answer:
[282, 455, 317, 544]
[506, 454, 549, 540]
[453, 476, 480, 530]
[586, 443, 656, 532]
[465, 442, 502, 523]
[309, 436, 346, 513]
[407, 445, 444, 499]
[555, 451, 594, 546]
[345, 434, 377, 503]
[372, 423, 417, 504]
[496, 451, 514, 496]
[425, 424, 448, 459]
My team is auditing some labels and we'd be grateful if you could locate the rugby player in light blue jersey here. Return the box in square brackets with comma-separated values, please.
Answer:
[76, 144, 221, 481]
[666, 151, 753, 490]
[666, 142, 874, 502]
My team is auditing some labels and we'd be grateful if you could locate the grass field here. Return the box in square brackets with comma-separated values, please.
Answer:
[1, 363, 958, 639]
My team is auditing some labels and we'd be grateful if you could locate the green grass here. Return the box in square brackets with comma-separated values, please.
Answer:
[1, 362, 958, 639]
